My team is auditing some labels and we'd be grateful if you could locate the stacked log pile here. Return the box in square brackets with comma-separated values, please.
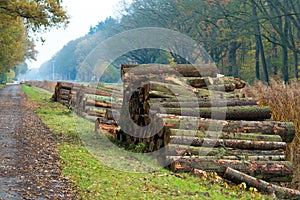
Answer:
[51, 82, 122, 131]
[23, 80, 57, 93]
[117, 64, 297, 194]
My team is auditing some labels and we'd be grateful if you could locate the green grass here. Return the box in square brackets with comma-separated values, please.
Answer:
[22, 84, 271, 200]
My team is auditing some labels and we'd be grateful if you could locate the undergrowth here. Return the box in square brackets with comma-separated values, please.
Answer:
[249, 80, 300, 190]
[22, 84, 270, 200]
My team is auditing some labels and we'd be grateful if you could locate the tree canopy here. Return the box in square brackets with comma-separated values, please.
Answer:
[0, 0, 68, 79]
[39, 0, 300, 84]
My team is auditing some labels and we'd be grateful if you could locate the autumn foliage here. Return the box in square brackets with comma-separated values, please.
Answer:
[249, 80, 300, 189]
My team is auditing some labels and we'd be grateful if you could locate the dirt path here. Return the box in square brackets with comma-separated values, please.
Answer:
[0, 85, 76, 199]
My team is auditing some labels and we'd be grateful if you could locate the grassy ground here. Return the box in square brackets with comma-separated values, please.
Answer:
[22, 84, 271, 200]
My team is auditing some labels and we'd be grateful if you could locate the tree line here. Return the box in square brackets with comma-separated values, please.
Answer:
[8, 0, 300, 84]
[0, 0, 68, 82]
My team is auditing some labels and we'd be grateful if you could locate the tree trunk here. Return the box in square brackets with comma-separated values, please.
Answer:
[224, 167, 300, 199]
[255, 39, 260, 80]
[251, 2, 269, 84]
[228, 42, 240, 78]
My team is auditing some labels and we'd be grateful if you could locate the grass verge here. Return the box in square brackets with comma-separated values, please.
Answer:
[22, 84, 270, 200]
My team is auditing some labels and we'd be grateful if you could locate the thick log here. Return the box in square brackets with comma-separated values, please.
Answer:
[167, 155, 286, 161]
[121, 64, 218, 79]
[166, 145, 285, 157]
[86, 110, 106, 118]
[57, 82, 74, 90]
[162, 118, 295, 142]
[151, 99, 258, 108]
[207, 84, 238, 92]
[169, 129, 282, 142]
[184, 77, 246, 89]
[58, 89, 71, 95]
[149, 90, 175, 99]
[59, 94, 71, 101]
[59, 99, 70, 106]
[84, 94, 123, 103]
[169, 158, 293, 182]
[84, 87, 113, 97]
[169, 136, 286, 150]
[162, 106, 272, 120]
[85, 98, 112, 108]
[224, 167, 300, 199]
[85, 106, 107, 113]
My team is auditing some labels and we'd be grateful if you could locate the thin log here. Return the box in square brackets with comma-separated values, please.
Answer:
[224, 167, 300, 199]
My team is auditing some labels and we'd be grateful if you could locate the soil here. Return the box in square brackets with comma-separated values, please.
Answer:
[0, 85, 77, 199]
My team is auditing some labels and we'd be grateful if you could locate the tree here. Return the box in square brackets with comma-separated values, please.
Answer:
[0, 0, 68, 32]
[0, 0, 68, 74]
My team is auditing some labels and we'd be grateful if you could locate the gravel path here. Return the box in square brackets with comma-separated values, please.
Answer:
[0, 85, 76, 199]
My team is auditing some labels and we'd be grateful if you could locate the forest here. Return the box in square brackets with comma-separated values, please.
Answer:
[1, 0, 300, 84]
[37, 0, 300, 84]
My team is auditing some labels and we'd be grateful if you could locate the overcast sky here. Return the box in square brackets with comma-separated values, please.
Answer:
[29, 0, 127, 69]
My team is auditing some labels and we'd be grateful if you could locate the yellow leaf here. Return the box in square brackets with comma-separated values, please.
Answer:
[249, 187, 258, 193]
[238, 182, 247, 190]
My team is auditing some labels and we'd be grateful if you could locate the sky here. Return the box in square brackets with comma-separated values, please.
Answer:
[29, 0, 127, 69]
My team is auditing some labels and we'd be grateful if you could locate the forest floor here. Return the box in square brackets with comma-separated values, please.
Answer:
[0, 85, 76, 199]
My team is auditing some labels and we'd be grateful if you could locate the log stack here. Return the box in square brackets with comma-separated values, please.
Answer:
[24, 80, 57, 92]
[51, 82, 122, 129]
[117, 64, 296, 187]
[52, 82, 80, 108]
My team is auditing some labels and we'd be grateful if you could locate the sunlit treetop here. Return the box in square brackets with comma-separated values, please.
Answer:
[0, 0, 69, 32]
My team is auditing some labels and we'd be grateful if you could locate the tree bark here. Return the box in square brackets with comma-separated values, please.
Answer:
[251, 2, 269, 84]
[224, 167, 300, 198]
